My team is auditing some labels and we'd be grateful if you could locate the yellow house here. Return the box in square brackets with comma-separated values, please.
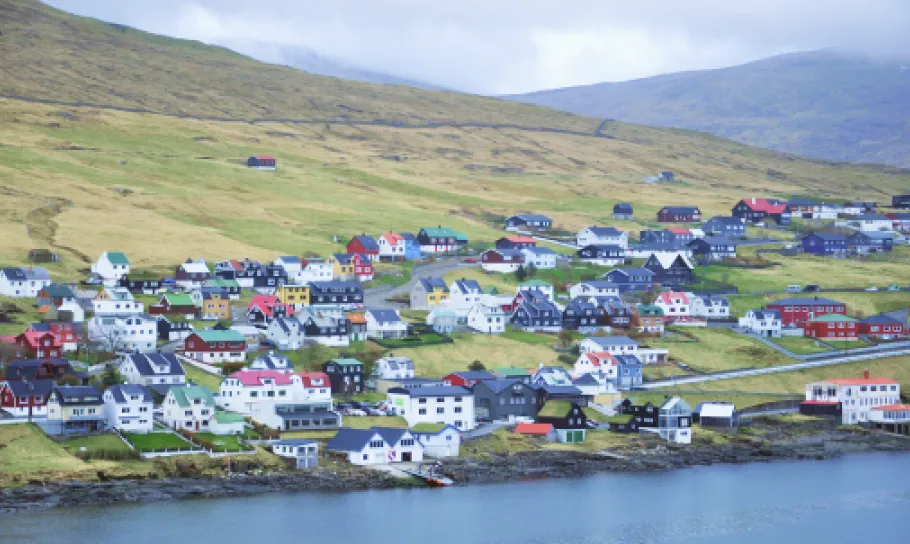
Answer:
[201, 291, 231, 321]
[409, 277, 450, 310]
[276, 284, 310, 307]
[330, 254, 355, 279]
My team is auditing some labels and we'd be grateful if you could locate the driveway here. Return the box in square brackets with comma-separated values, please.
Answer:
[463, 421, 511, 441]
[364, 258, 476, 308]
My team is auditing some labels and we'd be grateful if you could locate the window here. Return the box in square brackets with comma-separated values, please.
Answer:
[418, 408, 427, 415]
[436, 407, 444, 414]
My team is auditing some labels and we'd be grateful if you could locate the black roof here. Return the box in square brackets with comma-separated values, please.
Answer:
[326, 428, 379, 452]
[126, 352, 185, 377]
[4, 379, 54, 398]
[52, 385, 102, 405]
[387, 386, 471, 397]
[106, 384, 154, 403]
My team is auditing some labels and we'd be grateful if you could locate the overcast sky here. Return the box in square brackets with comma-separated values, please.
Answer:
[46, 0, 910, 94]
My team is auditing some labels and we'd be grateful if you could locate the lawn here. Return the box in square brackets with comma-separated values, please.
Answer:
[280, 430, 339, 440]
[60, 433, 132, 454]
[183, 364, 226, 390]
[459, 428, 540, 458]
[647, 327, 793, 373]
[0, 424, 92, 475]
[124, 431, 194, 452]
[392, 334, 561, 378]
[0, 296, 42, 335]
[373, 333, 452, 349]
[499, 329, 564, 347]
[642, 365, 692, 381]
[770, 336, 832, 355]
[341, 416, 408, 429]
[194, 433, 249, 452]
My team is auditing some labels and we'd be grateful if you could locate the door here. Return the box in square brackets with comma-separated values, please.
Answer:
[402, 452, 412, 462]
[195, 421, 200, 431]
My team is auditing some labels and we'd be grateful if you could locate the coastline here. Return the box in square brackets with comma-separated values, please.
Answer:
[2, 426, 909, 513]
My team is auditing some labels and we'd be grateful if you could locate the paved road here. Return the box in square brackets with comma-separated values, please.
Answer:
[364, 258, 476, 309]
[463, 421, 511, 440]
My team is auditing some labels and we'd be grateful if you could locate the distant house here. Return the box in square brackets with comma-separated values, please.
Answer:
[657, 206, 701, 223]
[118, 276, 162, 295]
[466, 303, 506, 334]
[614, 396, 692, 444]
[858, 314, 906, 340]
[247, 155, 277, 170]
[399, 232, 423, 261]
[417, 226, 467, 254]
[847, 214, 894, 232]
[91, 251, 130, 286]
[410, 277, 450, 310]
[689, 294, 731, 320]
[481, 249, 525, 273]
[615, 355, 644, 389]
[731, 198, 791, 225]
[536, 401, 587, 443]
[444, 370, 497, 388]
[892, 194, 910, 209]
[689, 236, 738, 262]
[704, 216, 747, 237]
[504, 214, 553, 231]
[322, 358, 364, 395]
[0, 379, 53, 418]
[347, 235, 381, 262]
[568, 280, 618, 299]
[738, 309, 782, 338]
[308, 281, 363, 307]
[174, 261, 211, 290]
[119, 352, 186, 388]
[643, 252, 695, 287]
[573, 351, 617, 380]
[427, 307, 458, 334]
[496, 235, 537, 250]
[511, 299, 562, 332]
[520, 247, 558, 269]
[801, 232, 848, 256]
[0, 268, 35, 298]
[297, 307, 350, 347]
[103, 384, 154, 433]
[377, 232, 407, 262]
[43, 385, 105, 436]
[150, 293, 197, 319]
[373, 356, 415, 381]
[613, 203, 634, 220]
[411, 423, 462, 457]
[654, 291, 690, 321]
[847, 231, 895, 255]
[162, 384, 216, 432]
[640, 229, 692, 245]
[327, 427, 423, 465]
[579, 335, 639, 356]
[576, 226, 629, 249]
[576, 245, 625, 266]
[804, 314, 859, 341]
[15, 330, 62, 359]
[631, 304, 665, 334]
[36, 284, 76, 308]
[182, 330, 247, 363]
[562, 298, 605, 333]
[765, 297, 846, 327]
[330, 253, 373, 282]
[199, 290, 231, 321]
[694, 402, 738, 428]
[802, 372, 900, 424]
[365, 309, 408, 340]
[387, 386, 476, 430]
[602, 267, 656, 294]
[843, 201, 878, 215]
[247, 295, 295, 325]
[472, 379, 538, 422]
[272, 439, 319, 469]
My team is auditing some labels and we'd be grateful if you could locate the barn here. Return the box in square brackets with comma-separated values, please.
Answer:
[693, 402, 738, 428]
[247, 155, 277, 170]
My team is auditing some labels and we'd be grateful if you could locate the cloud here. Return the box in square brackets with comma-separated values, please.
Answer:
[44, 0, 910, 93]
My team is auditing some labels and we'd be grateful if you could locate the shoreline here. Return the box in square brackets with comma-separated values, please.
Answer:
[2, 427, 909, 513]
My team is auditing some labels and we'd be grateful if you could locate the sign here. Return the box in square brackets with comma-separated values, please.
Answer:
[394, 398, 404, 407]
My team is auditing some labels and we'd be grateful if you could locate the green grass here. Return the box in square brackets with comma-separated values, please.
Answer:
[194, 433, 249, 452]
[626, 392, 799, 410]
[499, 329, 562, 346]
[0, 424, 90, 475]
[648, 327, 792, 373]
[60, 433, 132, 454]
[342, 416, 408, 429]
[124, 431, 193, 452]
[182, 364, 224, 391]
[373, 333, 451, 349]
[0, 297, 41, 335]
[392, 334, 560, 378]
[770, 336, 833, 355]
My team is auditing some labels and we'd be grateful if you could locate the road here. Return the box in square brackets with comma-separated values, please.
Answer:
[463, 421, 511, 440]
[364, 258, 476, 309]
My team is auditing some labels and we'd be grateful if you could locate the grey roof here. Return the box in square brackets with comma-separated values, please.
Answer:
[326, 428, 379, 452]
[859, 314, 904, 325]
[573, 374, 600, 386]
[614, 354, 643, 367]
[4, 358, 72, 381]
[585, 335, 638, 347]
[476, 378, 522, 394]
[400, 232, 418, 242]
[1, 268, 27, 280]
[251, 353, 292, 370]
[749, 309, 781, 320]
[606, 267, 655, 279]
[697, 236, 738, 246]
[367, 309, 403, 324]
[387, 386, 471, 397]
[378, 356, 415, 371]
[698, 295, 730, 307]
[706, 216, 745, 225]
[127, 352, 185, 377]
[451, 279, 482, 293]
[106, 384, 153, 403]
[388, 377, 445, 387]
[5, 379, 54, 398]
[540, 385, 584, 395]
[449, 370, 496, 381]
[509, 214, 552, 223]
[373, 427, 410, 446]
[613, 202, 633, 212]
[769, 297, 844, 306]
[586, 226, 623, 237]
[53, 385, 102, 404]
[274, 439, 318, 447]
[806, 232, 847, 242]
[353, 235, 380, 251]
[787, 198, 821, 206]
[24, 267, 51, 280]
[308, 280, 362, 291]
[277, 256, 302, 264]
[522, 246, 557, 256]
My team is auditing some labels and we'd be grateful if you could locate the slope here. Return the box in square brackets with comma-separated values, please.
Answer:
[508, 50, 910, 167]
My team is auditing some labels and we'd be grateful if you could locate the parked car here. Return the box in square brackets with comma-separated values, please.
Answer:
[865, 286, 879, 292]
[804, 284, 820, 292]
[887, 285, 901, 292]
[586, 419, 599, 429]
[786, 285, 802, 293]
[463, 257, 477, 263]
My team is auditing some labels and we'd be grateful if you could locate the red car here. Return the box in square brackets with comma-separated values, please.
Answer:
[463, 257, 478, 263]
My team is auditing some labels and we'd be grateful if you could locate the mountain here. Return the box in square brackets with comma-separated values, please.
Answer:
[0, 0, 907, 272]
[218, 39, 443, 90]
[508, 50, 910, 167]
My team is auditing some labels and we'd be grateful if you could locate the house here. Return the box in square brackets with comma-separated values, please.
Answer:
[738, 309, 783, 338]
[650, 396, 693, 444]
[182, 330, 247, 363]
[504, 214, 553, 231]
[448, 278, 485, 308]
[249, 352, 294, 373]
[39, 301, 85, 324]
[0, 268, 29, 298]
[533, 384, 590, 409]
[471, 379, 538, 422]
[639, 229, 692, 245]
[273, 256, 303, 279]
[119, 352, 186, 388]
[574, 351, 617, 380]
[90, 313, 157, 353]
[804, 314, 859, 341]
[657, 206, 701, 223]
[102, 384, 154, 433]
[536, 401, 587, 443]
[893, 194, 910, 209]
[511, 299, 562, 332]
[199, 290, 231, 321]
[576, 245, 625, 266]
[15, 330, 62, 359]
[631, 305, 665, 334]
[387, 386, 476, 430]
[322, 358, 364, 395]
[377, 232, 407, 262]
[91, 251, 130, 286]
[850, 214, 894, 232]
[688, 237, 738, 262]
[162, 384, 217, 431]
[531, 365, 574, 387]
[802, 371, 901, 424]
[731, 198, 791, 225]
[580, 336, 638, 356]
[417, 226, 466, 254]
[568, 280, 619, 300]
[765, 297, 846, 327]
[373, 356, 415, 381]
[858, 315, 906, 340]
[265, 316, 304, 350]
[466, 303, 506, 334]
[201, 279, 240, 300]
[843, 201, 878, 215]
[444, 371, 497, 388]
[150, 293, 197, 319]
[217, 369, 334, 429]
[654, 291, 690, 321]
[643, 252, 695, 287]
[688, 294, 731, 320]
[308, 281, 363, 307]
[272, 439, 319, 469]
[118, 276, 162, 295]
[365, 309, 408, 340]
[330, 253, 373, 282]
[42, 385, 105, 436]
[327, 427, 423, 465]
[247, 154, 277, 169]
[613, 202, 634, 220]
[885, 212, 910, 233]
[0, 379, 54, 418]
[297, 307, 350, 347]
[496, 235, 537, 250]
[274, 284, 310, 309]
[247, 295, 295, 325]
[590, 296, 631, 330]
[615, 355, 644, 389]
[174, 261, 211, 290]
[3, 358, 84, 383]
[36, 284, 76, 308]
[410, 277, 451, 310]
[481, 249, 524, 273]
[411, 423, 462, 457]
[576, 227, 629, 249]
[787, 199, 841, 220]
[562, 299, 605, 333]
[869, 404, 910, 435]
[26, 321, 78, 352]
[347, 312, 367, 342]
[704, 216, 747, 237]
[847, 231, 895, 255]
[602, 267, 656, 294]
[694, 402, 738, 428]
[347, 235, 381, 262]
[520, 247, 558, 270]
[514, 422, 557, 440]
[399, 232, 423, 261]
[427, 307, 458, 334]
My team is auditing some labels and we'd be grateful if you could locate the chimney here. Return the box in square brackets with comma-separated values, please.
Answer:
[751, 198, 756, 205]
[864, 369, 870, 380]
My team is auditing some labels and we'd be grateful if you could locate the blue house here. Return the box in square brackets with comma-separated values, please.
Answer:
[801, 232, 848, 256]
[615, 355, 643, 390]
[602, 267, 656, 293]
[400, 233, 423, 261]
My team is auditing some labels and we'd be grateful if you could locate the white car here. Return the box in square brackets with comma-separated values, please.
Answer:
[865, 286, 879, 292]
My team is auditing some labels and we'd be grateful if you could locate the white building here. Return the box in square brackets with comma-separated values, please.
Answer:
[655, 291, 690, 320]
[217, 369, 334, 429]
[576, 226, 629, 249]
[448, 279, 485, 309]
[119, 352, 186, 387]
[248, 352, 294, 373]
[103, 384, 154, 433]
[517, 280, 556, 301]
[573, 351, 617, 380]
[92, 288, 143, 317]
[327, 427, 423, 465]
[869, 404, 910, 429]
[466, 303, 507, 334]
[373, 356, 415, 380]
[271, 439, 319, 468]
[365, 309, 409, 339]
[851, 214, 893, 232]
[378, 232, 407, 261]
[175, 261, 211, 290]
[411, 424, 462, 458]
[520, 247, 558, 269]
[688, 294, 730, 320]
[480, 249, 524, 274]
[387, 386, 475, 431]
[91, 251, 130, 286]
[273, 256, 303, 278]
[568, 281, 619, 300]
[579, 336, 638, 356]
[738, 309, 782, 338]
[0, 267, 51, 298]
[91, 314, 157, 353]
[297, 259, 334, 283]
[804, 373, 901, 424]
[266, 316, 305, 350]
[162, 384, 217, 432]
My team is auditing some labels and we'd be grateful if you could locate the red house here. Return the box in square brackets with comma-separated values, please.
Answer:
[15, 331, 62, 359]
[149, 293, 197, 318]
[247, 155, 277, 170]
[247, 295, 295, 324]
[0, 379, 54, 418]
[804, 314, 859, 341]
[443, 370, 497, 387]
[347, 235, 380, 261]
[858, 315, 906, 339]
[765, 297, 846, 327]
[181, 330, 247, 363]
[657, 206, 701, 223]
[350, 254, 374, 281]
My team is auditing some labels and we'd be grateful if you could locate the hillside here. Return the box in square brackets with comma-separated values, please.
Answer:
[508, 50, 910, 167]
[0, 2, 908, 274]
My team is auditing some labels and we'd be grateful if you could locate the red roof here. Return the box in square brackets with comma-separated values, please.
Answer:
[382, 232, 404, 245]
[248, 295, 295, 317]
[800, 400, 839, 405]
[657, 291, 689, 305]
[229, 369, 296, 386]
[347, 313, 367, 324]
[667, 227, 691, 235]
[254, 155, 275, 160]
[586, 352, 617, 367]
[228, 260, 244, 272]
[514, 423, 553, 436]
[872, 404, 910, 412]
[16, 331, 61, 349]
[824, 378, 898, 386]
[741, 197, 788, 214]
[505, 235, 536, 244]
[299, 372, 330, 388]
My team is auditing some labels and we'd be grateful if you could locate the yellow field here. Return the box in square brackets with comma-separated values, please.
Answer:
[393, 334, 560, 377]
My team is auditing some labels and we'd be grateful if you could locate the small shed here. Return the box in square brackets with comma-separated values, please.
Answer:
[613, 202, 634, 220]
[694, 402, 738, 428]
[514, 423, 557, 441]
[272, 439, 319, 469]
[247, 155, 277, 170]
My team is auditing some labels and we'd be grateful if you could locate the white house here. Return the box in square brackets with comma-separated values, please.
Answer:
[273, 256, 303, 278]
[217, 370, 334, 429]
[568, 281, 619, 300]
[373, 356, 416, 380]
[378, 232, 408, 261]
[655, 291, 690, 320]
[91, 314, 157, 353]
[119, 352, 186, 387]
[102, 384, 154, 433]
[92, 288, 143, 317]
[573, 351, 617, 380]
[162, 384, 217, 432]
[480, 249, 524, 273]
[271, 439, 319, 468]
[518, 280, 555, 301]
[576, 226, 629, 249]
[91, 251, 130, 286]
[532, 365, 574, 386]
[466, 303, 506, 334]
[652, 396, 692, 444]
[327, 427, 423, 465]
[387, 386, 476, 431]
[851, 214, 894, 232]
[411, 424, 462, 457]
[22, 267, 52, 298]
[579, 336, 638, 356]
[738, 309, 782, 338]
[0, 268, 29, 298]
[296, 308, 350, 347]
[520, 247, 558, 269]
[804, 373, 901, 425]
[448, 279, 485, 309]
[175, 261, 211, 290]
[248, 352, 294, 373]
[266, 316, 305, 350]
[365, 309, 409, 339]
[297, 259, 334, 283]
[688, 294, 730, 320]
[56, 301, 85, 323]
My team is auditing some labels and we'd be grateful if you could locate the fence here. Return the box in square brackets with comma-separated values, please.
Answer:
[175, 354, 222, 375]
[739, 399, 803, 418]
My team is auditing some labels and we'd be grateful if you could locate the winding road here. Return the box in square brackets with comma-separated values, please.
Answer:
[364, 258, 477, 309]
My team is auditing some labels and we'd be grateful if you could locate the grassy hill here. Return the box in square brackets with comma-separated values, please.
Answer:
[0, 2, 909, 273]
[509, 50, 910, 167]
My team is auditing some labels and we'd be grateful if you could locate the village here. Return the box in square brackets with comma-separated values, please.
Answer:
[1, 178, 909, 483]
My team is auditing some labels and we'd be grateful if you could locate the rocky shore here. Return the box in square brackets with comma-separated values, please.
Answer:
[2, 424, 908, 513]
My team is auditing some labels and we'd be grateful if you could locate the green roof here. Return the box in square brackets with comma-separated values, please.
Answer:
[605, 414, 633, 424]
[206, 278, 240, 288]
[493, 367, 530, 378]
[421, 226, 457, 237]
[636, 304, 664, 316]
[483, 286, 500, 294]
[43, 284, 75, 297]
[196, 330, 246, 342]
[538, 400, 573, 418]
[520, 279, 552, 288]
[164, 293, 195, 306]
[410, 423, 447, 433]
[811, 314, 858, 323]
[170, 385, 214, 408]
[330, 358, 362, 366]
[214, 412, 246, 423]
[455, 232, 468, 241]
[105, 251, 130, 265]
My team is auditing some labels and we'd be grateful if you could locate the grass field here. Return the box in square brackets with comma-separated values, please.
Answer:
[124, 431, 193, 452]
[341, 416, 408, 429]
[770, 336, 833, 355]
[194, 433, 248, 452]
[183, 365, 225, 391]
[60, 433, 132, 454]
[0, 296, 42, 335]
[648, 328, 792, 373]
[725, 290, 910, 318]
[393, 334, 560, 377]
[442, 268, 517, 295]
[0, 424, 93, 475]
